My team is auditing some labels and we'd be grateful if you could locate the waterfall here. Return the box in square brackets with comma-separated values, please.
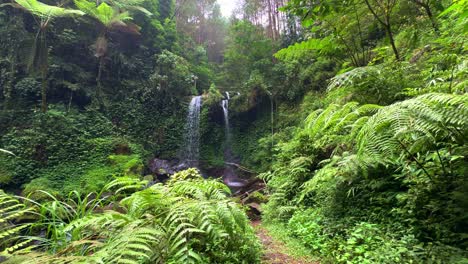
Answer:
[221, 92, 231, 145]
[182, 95, 202, 167]
[221, 91, 248, 189]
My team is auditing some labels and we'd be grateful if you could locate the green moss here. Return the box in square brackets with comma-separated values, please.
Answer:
[13, 124, 146, 199]
[108, 154, 144, 176]
[199, 106, 225, 169]
[0, 161, 12, 185]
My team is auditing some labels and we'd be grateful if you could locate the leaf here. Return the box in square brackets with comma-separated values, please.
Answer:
[14, 0, 84, 19]
[0, 148, 15, 156]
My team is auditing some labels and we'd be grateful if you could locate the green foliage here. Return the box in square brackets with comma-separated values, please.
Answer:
[275, 37, 338, 61]
[1, 170, 261, 263]
[167, 168, 203, 183]
[326, 63, 414, 105]
[150, 50, 196, 95]
[220, 20, 276, 106]
[73, 0, 142, 28]
[356, 93, 468, 166]
[199, 106, 225, 168]
[262, 92, 468, 263]
[0, 107, 147, 197]
[288, 209, 468, 264]
[203, 83, 223, 106]
[1, 0, 468, 263]
[4, 0, 84, 19]
[0, 191, 34, 255]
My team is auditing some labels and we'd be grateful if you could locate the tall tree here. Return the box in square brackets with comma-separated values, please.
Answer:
[205, 3, 226, 63]
[241, 0, 287, 41]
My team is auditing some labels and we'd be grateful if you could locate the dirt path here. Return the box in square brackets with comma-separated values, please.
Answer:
[252, 221, 319, 264]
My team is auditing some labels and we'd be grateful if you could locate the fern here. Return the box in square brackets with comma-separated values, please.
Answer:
[0, 191, 36, 256]
[2, 0, 84, 19]
[3, 171, 261, 263]
[303, 102, 381, 152]
[104, 176, 148, 194]
[356, 93, 468, 166]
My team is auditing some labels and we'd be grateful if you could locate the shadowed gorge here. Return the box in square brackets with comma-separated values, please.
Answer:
[0, 0, 467, 263]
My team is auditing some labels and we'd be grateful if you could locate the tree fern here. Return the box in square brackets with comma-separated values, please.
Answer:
[304, 102, 381, 151]
[326, 63, 414, 104]
[356, 93, 468, 166]
[4, 0, 84, 19]
[3, 170, 261, 263]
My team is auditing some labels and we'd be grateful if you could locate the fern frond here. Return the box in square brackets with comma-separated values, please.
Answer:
[0, 191, 36, 254]
[356, 93, 468, 166]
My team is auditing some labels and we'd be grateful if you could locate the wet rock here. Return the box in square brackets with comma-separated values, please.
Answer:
[149, 158, 177, 176]
[246, 202, 262, 220]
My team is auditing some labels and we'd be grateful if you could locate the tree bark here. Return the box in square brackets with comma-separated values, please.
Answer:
[413, 0, 439, 34]
[364, 0, 400, 61]
[386, 23, 400, 61]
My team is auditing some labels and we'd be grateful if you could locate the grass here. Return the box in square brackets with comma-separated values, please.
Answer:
[260, 221, 320, 262]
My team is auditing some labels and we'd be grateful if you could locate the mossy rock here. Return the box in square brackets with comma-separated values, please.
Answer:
[245, 190, 268, 204]
[143, 175, 154, 182]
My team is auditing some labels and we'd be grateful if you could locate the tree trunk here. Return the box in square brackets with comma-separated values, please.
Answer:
[423, 3, 439, 34]
[39, 30, 48, 113]
[364, 0, 400, 61]
[386, 24, 400, 61]
[411, 0, 439, 34]
[67, 91, 73, 112]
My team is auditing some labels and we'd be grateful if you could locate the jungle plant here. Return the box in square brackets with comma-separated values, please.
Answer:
[356, 93, 467, 167]
[1, 170, 261, 263]
[1, 0, 84, 112]
[73, 0, 151, 102]
[263, 92, 468, 263]
[363, 0, 400, 60]
[0, 191, 35, 255]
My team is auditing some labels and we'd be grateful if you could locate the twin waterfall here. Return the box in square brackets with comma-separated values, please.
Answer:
[182, 92, 234, 167]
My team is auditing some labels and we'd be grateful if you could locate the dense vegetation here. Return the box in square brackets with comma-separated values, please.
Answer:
[1, 0, 467, 263]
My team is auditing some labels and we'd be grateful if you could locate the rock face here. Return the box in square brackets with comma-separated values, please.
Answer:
[149, 158, 263, 195]
[148, 158, 194, 178]
[149, 158, 178, 176]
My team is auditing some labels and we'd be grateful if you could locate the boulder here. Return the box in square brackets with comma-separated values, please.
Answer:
[149, 158, 177, 176]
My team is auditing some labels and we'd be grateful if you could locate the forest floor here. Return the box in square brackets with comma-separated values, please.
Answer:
[252, 221, 319, 264]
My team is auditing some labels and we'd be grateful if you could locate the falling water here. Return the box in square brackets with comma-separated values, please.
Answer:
[182, 95, 202, 167]
[221, 92, 231, 145]
[221, 91, 248, 189]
